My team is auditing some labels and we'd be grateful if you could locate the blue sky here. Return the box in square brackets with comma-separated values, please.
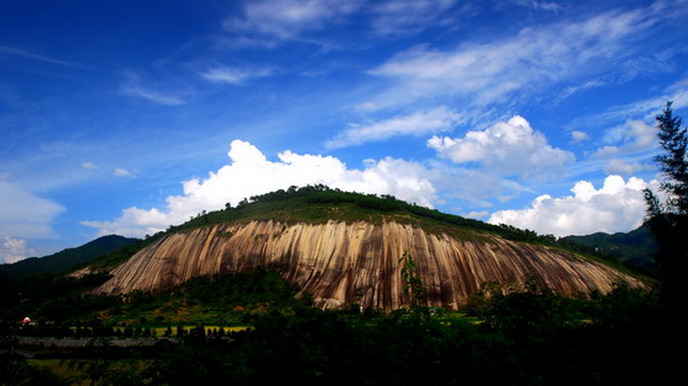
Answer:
[1, 0, 687, 263]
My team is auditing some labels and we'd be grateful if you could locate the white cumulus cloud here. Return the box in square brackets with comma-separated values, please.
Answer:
[464, 210, 489, 219]
[592, 119, 657, 158]
[488, 175, 653, 237]
[82, 140, 437, 238]
[0, 237, 35, 264]
[428, 115, 574, 179]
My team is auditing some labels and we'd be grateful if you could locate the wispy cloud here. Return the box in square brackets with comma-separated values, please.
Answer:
[571, 131, 590, 143]
[326, 106, 461, 149]
[618, 47, 684, 83]
[223, 0, 361, 40]
[371, 0, 461, 36]
[568, 78, 688, 130]
[121, 85, 185, 106]
[0, 181, 65, 239]
[511, 0, 565, 12]
[604, 159, 652, 176]
[211, 36, 278, 50]
[0, 45, 83, 68]
[81, 162, 98, 170]
[557, 79, 606, 102]
[365, 3, 679, 115]
[113, 168, 136, 178]
[120, 72, 186, 106]
[199, 66, 273, 85]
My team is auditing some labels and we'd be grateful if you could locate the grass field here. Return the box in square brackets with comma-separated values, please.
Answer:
[109, 325, 252, 336]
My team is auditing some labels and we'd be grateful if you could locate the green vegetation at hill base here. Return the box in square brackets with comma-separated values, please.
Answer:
[0, 269, 301, 328]
[0, 271, 118, 325]
[3, 274, 672, 385]
[103, 269, 304, 327]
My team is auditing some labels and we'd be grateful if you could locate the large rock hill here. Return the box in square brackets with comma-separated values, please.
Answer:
[95, 219, 644, 310]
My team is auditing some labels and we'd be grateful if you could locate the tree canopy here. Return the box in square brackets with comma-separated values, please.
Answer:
[644, 101, 687, 312]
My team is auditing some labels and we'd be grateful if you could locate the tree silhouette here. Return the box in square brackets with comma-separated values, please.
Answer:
[644, 101, 687, 312]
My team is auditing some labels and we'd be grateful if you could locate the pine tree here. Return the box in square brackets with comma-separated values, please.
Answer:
[644, 102, 687, 312]
[654, 102, 688, 213]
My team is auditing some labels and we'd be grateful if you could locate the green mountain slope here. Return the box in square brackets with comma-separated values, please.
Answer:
[562, 225, 657, 275]
[0, 235, 138, 281]
[165, 185, 559, 243]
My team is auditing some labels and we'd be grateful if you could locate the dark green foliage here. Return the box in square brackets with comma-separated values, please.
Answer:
[86, 236, 160, 270]
[481, 278, 583, 340]
[0, 268, 302, 328]
[304, 188, 559, 244]
[644, 102, 688, 312]
[398, 252, 425, 307]
[138, 307, 512, 386]
[0, 272, 117, 323]
[176, 268, 300, 307]
[561, 224, 658, 275]
[67, 287, 667, 386]
[653, 102, 688, 214]
[0, 358, 64, 385]
[104, 269, 303, 326]
[2, 276, 672, 384]
[163, 184, 592, 255]
[0, 235, 137, 281]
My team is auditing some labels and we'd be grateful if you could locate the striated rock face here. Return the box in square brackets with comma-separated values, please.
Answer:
[95, 220, 645, 310]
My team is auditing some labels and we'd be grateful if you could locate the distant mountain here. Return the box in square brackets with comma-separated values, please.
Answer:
[0, 235, 138, 281]
[562, 225, 658, 275]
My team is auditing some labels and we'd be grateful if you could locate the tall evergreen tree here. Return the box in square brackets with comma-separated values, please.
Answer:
[654, 102, 688, 213]
[644, 102, 687, 312]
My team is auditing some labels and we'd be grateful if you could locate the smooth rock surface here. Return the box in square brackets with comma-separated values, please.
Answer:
[96, 220, 644, 309]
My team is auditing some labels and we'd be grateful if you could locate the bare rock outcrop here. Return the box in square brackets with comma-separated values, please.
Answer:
[95, 220, 645, 310]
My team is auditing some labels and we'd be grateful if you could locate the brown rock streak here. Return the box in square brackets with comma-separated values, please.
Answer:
[95, 220, 644, 310]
